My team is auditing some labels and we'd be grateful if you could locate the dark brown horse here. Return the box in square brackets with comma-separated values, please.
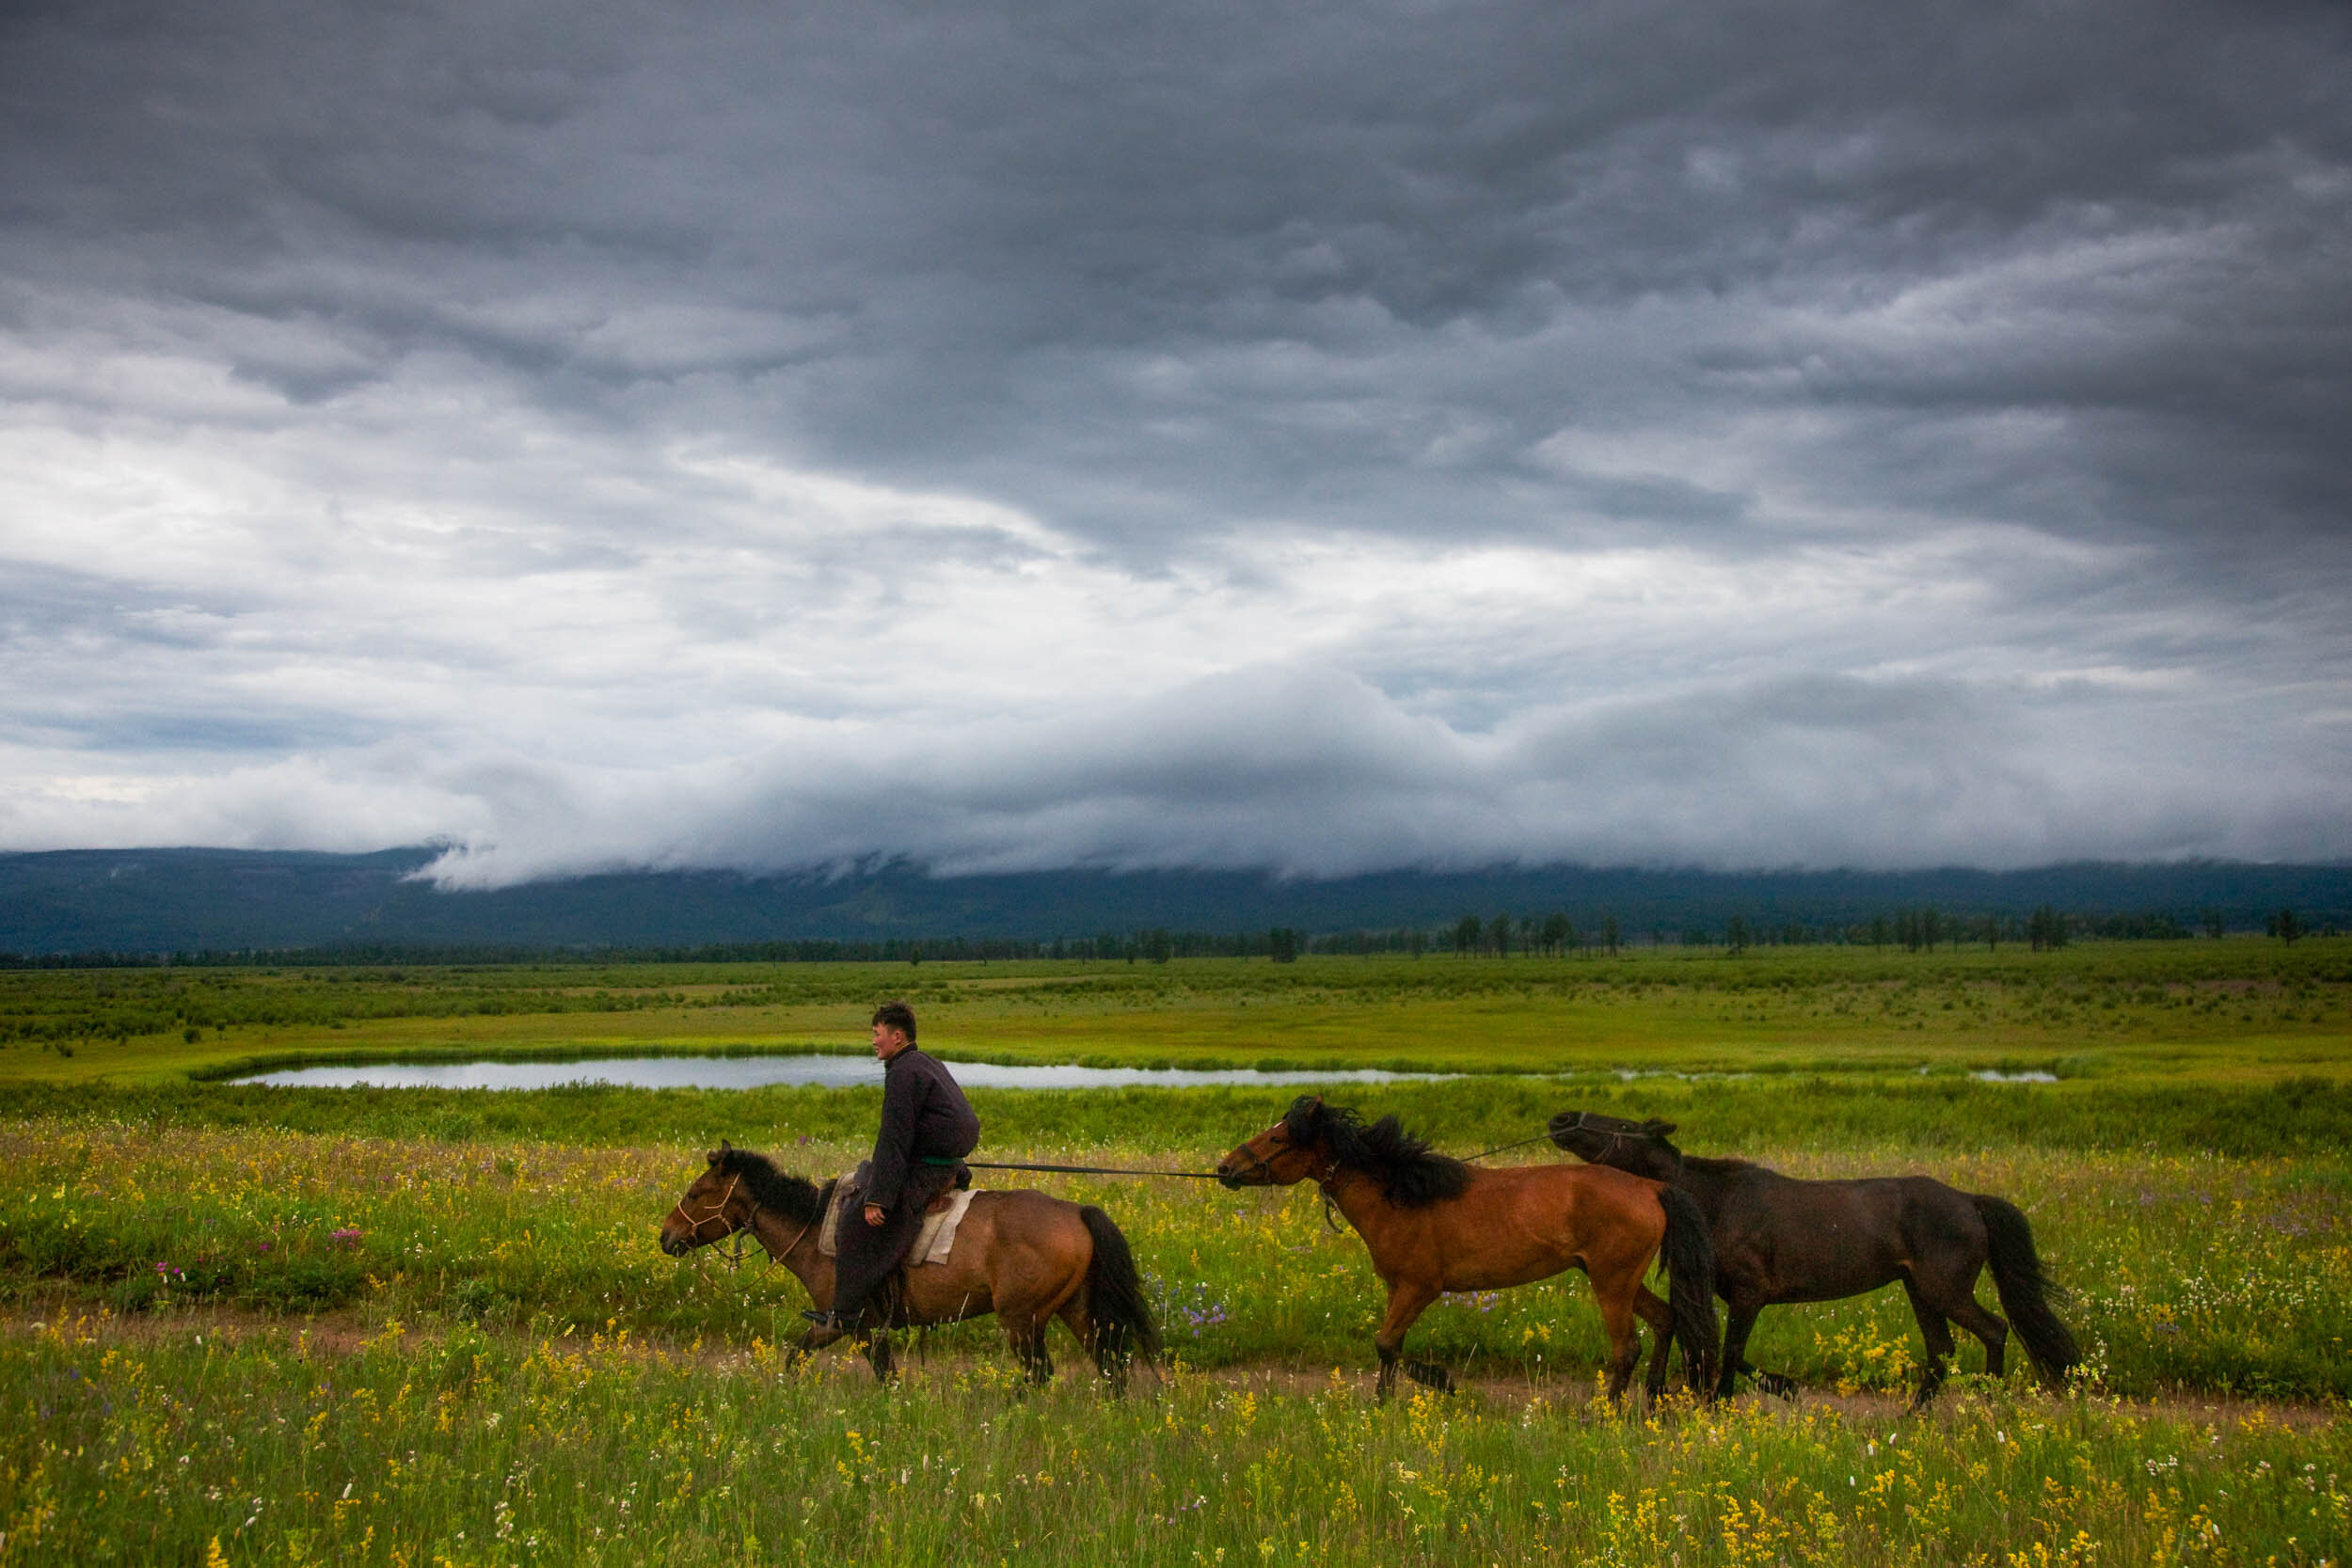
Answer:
[660, 1143, 1160, 1389]
[1548, 1110, 2078, 1408]
[1217, 1097, 1718, 1402]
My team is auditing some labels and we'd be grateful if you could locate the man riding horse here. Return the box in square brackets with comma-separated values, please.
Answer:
[803, 1001, 981, 1337]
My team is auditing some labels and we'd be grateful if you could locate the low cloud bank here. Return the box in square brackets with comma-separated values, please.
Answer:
[5, 663, 2340, 889]
[363, 667, 2347, 886]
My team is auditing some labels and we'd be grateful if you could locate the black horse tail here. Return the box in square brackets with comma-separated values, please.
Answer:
[1079, 1205, 1161, 1391]
[1658, 1186, 1720, 1396]
[1974, 1195, 2079, 1386]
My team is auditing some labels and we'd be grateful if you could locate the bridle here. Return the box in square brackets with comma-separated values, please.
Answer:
[1551, 1111, 1645, 1164]
[1228, 1127, 1338, 1187]
[669, 1170, 834, 1279]
[1229, 1127, 1349, 1231]
[670, 1172, 745, 1243]
[668, 1172, 756, 1272]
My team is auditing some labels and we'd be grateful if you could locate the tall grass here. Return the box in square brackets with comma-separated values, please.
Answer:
[5, 1102, 2348, 1400]
[5, 1309, 2345, 1566]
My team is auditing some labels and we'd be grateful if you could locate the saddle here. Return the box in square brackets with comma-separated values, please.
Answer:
[818, 1162, 977, 1266]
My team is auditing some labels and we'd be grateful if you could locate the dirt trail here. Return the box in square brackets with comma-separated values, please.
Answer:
[8, 1297, 2342, 1432]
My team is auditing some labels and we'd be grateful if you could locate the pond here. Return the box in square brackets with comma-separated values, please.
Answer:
[226, 1054, 1460, 1091]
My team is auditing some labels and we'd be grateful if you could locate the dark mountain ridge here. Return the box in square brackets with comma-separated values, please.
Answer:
[2, 847, 2345, 958]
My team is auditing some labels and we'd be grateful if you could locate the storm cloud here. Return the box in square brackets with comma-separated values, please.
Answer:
[3, 0, 2347, 885]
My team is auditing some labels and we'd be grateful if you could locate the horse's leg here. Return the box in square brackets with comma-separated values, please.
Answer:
[996, 1243, 1090, 1390]
[1057, 1299, 1119, 1395]
[1935, 1286, 2010, 1379]
[1373, 1281, 1441, 1402]
[993, 1311, 1052, 1387]
[983, 1279, 1052, 1389]
[1901, 1278, 1955, 1412]
[1719, 1303, 1775, 1400]
[1633, 1284, 1676, 1398]
[864, 1332, 897, 1385]
[1592, 1271, 1645, 1406]
[1745, 1344, 1797, 1400]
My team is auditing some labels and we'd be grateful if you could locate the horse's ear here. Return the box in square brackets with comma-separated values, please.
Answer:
[1640, 1119, 1677, 1138]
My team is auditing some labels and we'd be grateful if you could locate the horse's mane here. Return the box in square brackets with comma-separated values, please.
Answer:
[714, 1147, 830, 1227]
[1285, 1096, 1470, 1209]
[1621, 1125, 1758, 1179]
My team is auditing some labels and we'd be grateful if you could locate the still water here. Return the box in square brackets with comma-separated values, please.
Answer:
[229, 1054, 1457, 1091]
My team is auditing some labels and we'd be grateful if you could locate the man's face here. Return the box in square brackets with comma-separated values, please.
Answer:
[871, 1022, 909, 1059]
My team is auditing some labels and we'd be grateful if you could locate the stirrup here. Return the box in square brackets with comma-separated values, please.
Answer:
[803, 1308, 849, 1331]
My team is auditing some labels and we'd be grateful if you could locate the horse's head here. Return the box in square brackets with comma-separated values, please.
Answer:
[1546, 1110, 1682, 1179]
[1216, 1094, 1339, 1189]
[660, 1141, 756, 1258]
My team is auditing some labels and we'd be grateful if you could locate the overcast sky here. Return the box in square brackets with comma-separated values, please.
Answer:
[4, 0, 2348, 887]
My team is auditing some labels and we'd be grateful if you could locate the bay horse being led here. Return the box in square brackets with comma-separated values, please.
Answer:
[1549, 1110, 2078, 1408]
[1217, 1097, 1718, 1402]
[660, 1142, 1160, 1389]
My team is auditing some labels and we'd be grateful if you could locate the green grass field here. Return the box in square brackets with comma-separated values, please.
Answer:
[4, 942, 2349, 1563]
[6, 939, 2351, 1086]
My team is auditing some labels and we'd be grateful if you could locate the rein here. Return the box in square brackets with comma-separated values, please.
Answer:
[1309, 1152, 1350, 1233]
[767, 1210, 819, 1268]
[960, 1159, 1227, 1180]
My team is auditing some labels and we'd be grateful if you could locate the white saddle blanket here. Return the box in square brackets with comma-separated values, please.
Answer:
[818, 1173, 977, 1267]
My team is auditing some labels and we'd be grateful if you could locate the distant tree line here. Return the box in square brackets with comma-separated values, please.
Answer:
[0, 903, 2335, 972]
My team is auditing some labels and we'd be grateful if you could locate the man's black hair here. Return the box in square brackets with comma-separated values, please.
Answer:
[872, 1000, 917, 1043]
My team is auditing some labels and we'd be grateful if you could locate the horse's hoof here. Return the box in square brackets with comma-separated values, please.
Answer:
[1403, 1361, 1454, 1393]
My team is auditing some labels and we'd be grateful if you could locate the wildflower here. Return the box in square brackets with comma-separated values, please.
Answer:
[330, 1227, 363, 1249]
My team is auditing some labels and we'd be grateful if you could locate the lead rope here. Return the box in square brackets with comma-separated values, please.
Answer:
[959, 1159, 1227, 1179]
[1461, 1132, 1553, 1163]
